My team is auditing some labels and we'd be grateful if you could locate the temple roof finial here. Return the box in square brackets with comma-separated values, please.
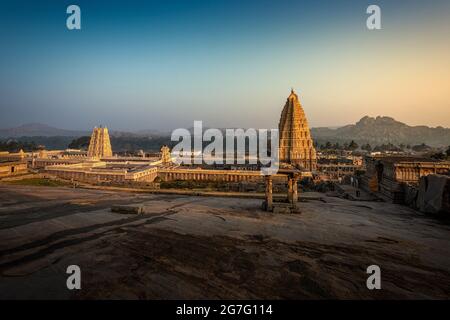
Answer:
[288, 88, 298, 100]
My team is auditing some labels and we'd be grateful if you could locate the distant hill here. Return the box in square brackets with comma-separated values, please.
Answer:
[0, 123, 172, 151]
[0, 123, 89, 138]
[2, 117, 449, 149]
[0, 123, 170, 139]
[311, 116, 450, 147]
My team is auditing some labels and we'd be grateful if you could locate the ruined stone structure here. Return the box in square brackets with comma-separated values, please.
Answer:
[361, 156, 450, 203]
[317, 157, 364, 181]
[414, 175, 450, 214]
[87, 126, 113, 159]
[0, 150, 27, 162]
[0, 160, 28, 177]
[263, 169, 301, 214]
[278, 89, 317, 171]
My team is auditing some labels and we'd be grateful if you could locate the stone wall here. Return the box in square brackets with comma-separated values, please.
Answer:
[0, 161, 28, 178]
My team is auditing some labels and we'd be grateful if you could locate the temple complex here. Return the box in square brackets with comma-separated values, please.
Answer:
[278, 89, 317, 171]
[1, 90, 449, 216]
[0, 90, 318, 207]
[87, 126, 113, 158]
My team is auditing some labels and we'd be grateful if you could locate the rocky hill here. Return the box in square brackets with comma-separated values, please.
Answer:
[311, 116, 450, 147]
[2, 117, 449, 149]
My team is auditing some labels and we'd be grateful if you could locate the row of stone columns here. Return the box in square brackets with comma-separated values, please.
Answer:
[287, 176, 298, 204]
[163, 171, 260, 182]
[264, 174, 299, 212]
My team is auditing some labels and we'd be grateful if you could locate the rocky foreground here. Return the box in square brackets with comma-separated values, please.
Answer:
[0, 185, 449, 299]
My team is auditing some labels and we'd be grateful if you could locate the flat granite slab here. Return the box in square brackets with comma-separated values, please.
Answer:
[0, 184, 449, 299]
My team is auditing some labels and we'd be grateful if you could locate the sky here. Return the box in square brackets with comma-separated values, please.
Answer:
[0, 0, 449, 131]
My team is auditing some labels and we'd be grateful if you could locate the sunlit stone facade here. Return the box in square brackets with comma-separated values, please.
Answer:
[87, 126, 113, 158]
[278, 89, 317, 171]
[160, 145, 172, 165]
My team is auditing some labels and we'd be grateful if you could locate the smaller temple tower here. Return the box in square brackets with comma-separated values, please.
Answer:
[87, 126, 113, 159]
[160, 145, 171, 165]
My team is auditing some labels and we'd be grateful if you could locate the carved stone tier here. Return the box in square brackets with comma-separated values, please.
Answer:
[278, 89, 317, 171]
[87, 126, 113, 159]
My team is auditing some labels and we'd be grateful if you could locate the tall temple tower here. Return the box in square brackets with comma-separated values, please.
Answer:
[278, 89, 317, 171]
[87, 126, 113, 158]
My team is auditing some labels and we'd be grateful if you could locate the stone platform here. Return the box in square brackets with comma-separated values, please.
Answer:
[1, 184, 450, 299]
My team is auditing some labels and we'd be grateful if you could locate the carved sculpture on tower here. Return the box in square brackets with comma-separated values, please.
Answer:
[278, 89, 317, 171]
[87, 126, 113, 159]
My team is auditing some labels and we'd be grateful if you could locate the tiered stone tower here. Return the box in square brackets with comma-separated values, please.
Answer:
[87, 126, 113, 159]
[160, 145, 171, 165]
[278, 89, 317, 171]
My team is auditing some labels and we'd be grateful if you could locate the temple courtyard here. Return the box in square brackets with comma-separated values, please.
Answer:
[0, 184, 449, 299]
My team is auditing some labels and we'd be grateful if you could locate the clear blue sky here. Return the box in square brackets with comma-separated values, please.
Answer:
[1, 0, 449, 131]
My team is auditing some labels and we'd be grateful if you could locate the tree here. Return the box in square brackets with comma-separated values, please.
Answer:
[430, 152, 446, 160]
[325, 141, 332, 149]
[68, 136, 90, 149]
[373, 143, 401, 152]
[412, 143, 431, 152]
[361, 143, 372, 152]
[0, 139, 38, 152]
[446, 146, 450, 157]
[348, 140, 359, 150]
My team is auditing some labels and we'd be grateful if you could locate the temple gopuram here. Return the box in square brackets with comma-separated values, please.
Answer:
[87, 126, 113, 158]
[278, 89, 317, 171]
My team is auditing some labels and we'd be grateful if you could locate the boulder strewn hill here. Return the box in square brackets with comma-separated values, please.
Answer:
[1, 117, 449, 149]
[311, 116, 450, 147]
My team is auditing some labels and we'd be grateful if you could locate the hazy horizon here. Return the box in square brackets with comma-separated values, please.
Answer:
[2, 114, 450, 134]
[1, 0, 449, 131]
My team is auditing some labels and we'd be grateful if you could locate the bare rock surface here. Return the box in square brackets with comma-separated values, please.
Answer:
[0, 185, 449, 299]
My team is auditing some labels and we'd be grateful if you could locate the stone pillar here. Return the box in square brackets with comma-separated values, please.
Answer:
[292, 176, 298, 204]
[265, 175, 273, 211]
[287, 176, 294, 203]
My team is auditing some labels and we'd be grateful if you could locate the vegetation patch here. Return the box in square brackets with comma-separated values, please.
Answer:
[6, 178, 71, 187]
